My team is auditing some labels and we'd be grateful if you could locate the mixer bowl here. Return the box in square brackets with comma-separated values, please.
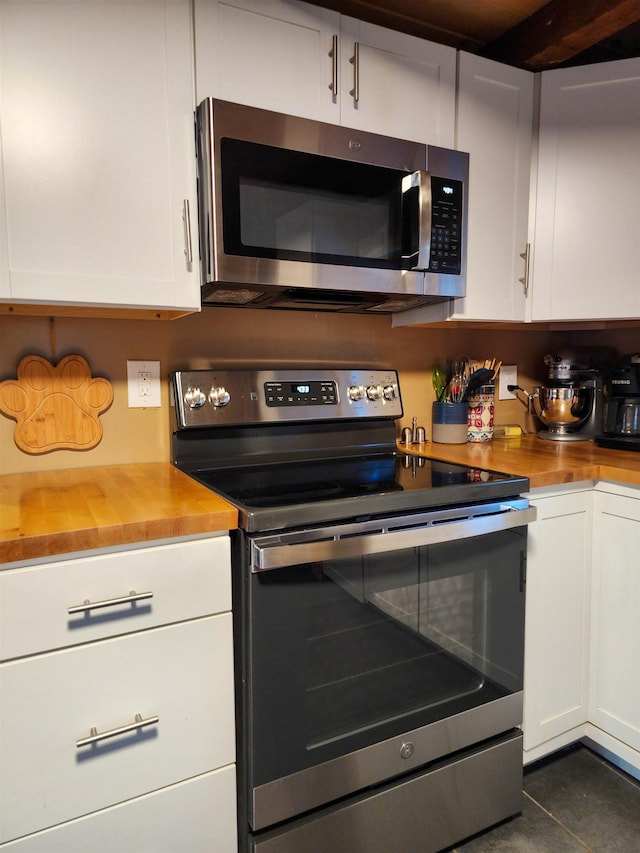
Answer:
[535, 384, 595, 432]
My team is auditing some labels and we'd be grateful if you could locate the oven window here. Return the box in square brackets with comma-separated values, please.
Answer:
[220, 138, 406, 268]
[247, 528, 526, 787]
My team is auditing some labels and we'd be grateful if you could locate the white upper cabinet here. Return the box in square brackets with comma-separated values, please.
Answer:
[393, 52, 534, 326]
[338, 16, 455, 146]
[194, 0, 456, 144]
[0, 0, 199, 312]
[194, 0, 340, 122]
[0, 131, 9, 300]
[531, 58, 640, 322]
[452, 53, 534, 322]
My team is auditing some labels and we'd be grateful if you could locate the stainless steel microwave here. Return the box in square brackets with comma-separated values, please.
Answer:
[196, 98, 469, 314]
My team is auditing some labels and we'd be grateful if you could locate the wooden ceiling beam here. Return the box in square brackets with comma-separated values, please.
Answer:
[481, 0, 640, 69]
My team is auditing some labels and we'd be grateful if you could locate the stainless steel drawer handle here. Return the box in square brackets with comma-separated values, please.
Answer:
[68, 590, 153, 615]
[76, 713, 159, 748]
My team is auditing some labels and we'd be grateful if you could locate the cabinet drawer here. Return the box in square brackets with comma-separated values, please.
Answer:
[0, 615, 235, 843]
[0, 536, 230, 660]
[1, 765, 237, 853]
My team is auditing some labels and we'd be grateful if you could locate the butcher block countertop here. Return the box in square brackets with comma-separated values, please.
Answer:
[0, 463, 238, 565]
[3, 439, 639, 565]
[399, 433, 640, 490]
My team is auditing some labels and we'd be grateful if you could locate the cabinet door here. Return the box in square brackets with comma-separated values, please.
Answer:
[339, 17, 455, 145]
[194, 0, 340, 122]
[531, 58, 640, 321]
[0, 0, 199, 311]
[450, 53, 533, 322]
[523, 489, 592, 756]
[0, 128, 9, 299]
[0, 615, 235, 843]
[0, 766, 237, 853]
[590, 489, 640, 752]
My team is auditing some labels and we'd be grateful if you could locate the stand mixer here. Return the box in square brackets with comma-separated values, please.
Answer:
[510, 352, 604, 442]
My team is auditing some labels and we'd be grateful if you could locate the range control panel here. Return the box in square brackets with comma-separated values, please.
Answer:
[171, 368, 403, 428]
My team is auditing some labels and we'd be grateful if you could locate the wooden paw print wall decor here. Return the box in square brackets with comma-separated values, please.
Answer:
[0, 354, 114, 454]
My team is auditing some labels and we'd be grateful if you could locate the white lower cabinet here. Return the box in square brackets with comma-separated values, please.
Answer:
[523, 485, 592, 763]
[0, 534, 237, 851]
[523, 480, 640, 780]
[587, 484, 640, 773]
[1, 765, 236, 853]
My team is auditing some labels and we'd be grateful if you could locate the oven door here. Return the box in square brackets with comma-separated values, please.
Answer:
[240, 499, 534, 833]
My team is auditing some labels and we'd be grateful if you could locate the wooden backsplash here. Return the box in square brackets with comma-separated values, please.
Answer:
[1, 310, 638, 476]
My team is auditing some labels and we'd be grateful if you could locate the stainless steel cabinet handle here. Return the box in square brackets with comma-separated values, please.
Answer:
[328, 34, 338, 97]
[68, 590, 153, 615]
[349, 42, 360, 103]
[519, 243, 531, 295]
[182, 199, 193, 265]
[76, 713, 159, 748]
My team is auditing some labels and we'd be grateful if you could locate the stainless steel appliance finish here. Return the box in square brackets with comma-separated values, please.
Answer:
[252, 732, 523, 853]
[195, 99, 468, 313]
[171, 367, 534, 853]
[534, 382, 600, 440]
[513, 352, 604, 442]
[596, 353, 640, 451]
[250, 499, 536, 572]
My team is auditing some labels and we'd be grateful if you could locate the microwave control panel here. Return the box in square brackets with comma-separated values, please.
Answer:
[429, 176, 463, 274]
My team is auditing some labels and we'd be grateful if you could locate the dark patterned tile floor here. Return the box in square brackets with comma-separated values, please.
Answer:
[447, 744, 640, 852]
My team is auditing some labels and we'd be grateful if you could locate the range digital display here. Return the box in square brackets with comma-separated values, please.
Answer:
[265, 380, 338, 407]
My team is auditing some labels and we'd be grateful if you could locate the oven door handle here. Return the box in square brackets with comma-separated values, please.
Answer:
[251, 504, 537, 571]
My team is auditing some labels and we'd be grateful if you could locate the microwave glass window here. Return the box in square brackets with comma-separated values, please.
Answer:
[221, 138, 405, 268]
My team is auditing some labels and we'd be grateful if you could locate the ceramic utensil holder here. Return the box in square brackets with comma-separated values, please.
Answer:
[432, 402, 469, 444]
[467, 383, 495, 442]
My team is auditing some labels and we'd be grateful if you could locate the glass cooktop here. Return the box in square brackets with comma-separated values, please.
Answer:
[188, 452, 528, 533]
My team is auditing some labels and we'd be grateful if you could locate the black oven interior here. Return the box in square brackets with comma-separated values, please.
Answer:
[170, 367, 534, 853]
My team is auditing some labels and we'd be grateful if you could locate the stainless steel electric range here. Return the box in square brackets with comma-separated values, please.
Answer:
[170, 367, 536, 853]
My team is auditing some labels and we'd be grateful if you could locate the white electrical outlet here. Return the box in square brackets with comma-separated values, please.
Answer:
[127, 360, 161, 408]
[499, 365, 518, 400]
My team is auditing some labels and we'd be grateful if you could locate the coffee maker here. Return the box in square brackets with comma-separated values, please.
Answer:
[595, 354, 640, 451]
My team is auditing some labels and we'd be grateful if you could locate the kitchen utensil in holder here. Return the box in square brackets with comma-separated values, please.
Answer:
[432, 402, 468, 444]
[467, 383, 495, 442]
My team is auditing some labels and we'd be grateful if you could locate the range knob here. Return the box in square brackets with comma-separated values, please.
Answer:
[348, 384, 366, 402]
[184, 387, 206, 409]
[208, 386, 230, 408]
[383, 383, 398, 401]
[366, 384, 383, 401]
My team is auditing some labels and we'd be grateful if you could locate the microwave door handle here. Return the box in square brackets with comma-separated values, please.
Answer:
[402, 170, 432, 270]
